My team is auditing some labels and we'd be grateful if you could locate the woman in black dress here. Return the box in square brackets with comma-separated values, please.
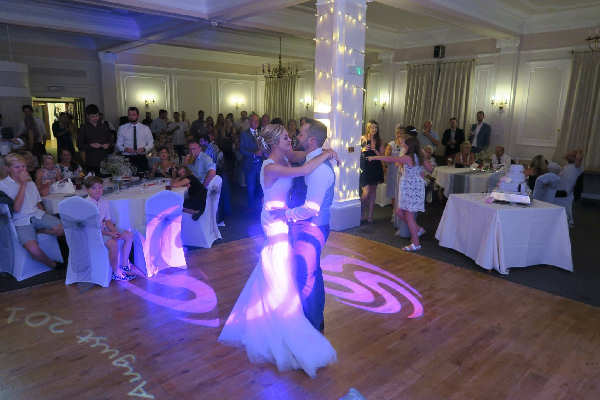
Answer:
[360, 120, 384, 223]
[171, 165, 207, 220]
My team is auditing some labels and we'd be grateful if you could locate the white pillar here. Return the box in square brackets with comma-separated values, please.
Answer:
[98, 51, 119, 126]
[0, 61, 31, 130]
[314, 0, 367, 231]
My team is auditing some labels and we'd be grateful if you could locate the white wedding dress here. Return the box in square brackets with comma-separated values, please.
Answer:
[218, 159, 337, 378]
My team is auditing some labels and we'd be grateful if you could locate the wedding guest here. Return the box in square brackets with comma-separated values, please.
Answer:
[0, 153, 64, 268]
[369, 137, 433, 251]
[469, 111, 491, 153]
[142, 112, 153, 127]
[525, 155, 548, 191]
[98, 112, 116, 144]
[384, 124, 407, 215]
[150, 109, 169, 139]
[35, 154, 62, 196]
[116, 107, 154, 172]
[234, 110, 247, 133]
[556, 150, 584, 226]
[57, 148, 83, 180]
[360, 120, 384, 223]
[151, 146, 176, 179]
[52, 112, 75, 155]
[185, 139, 216, 187]
[239, 113, 263, 211]
[78, 104, 112, 175]
[169, 111, 188, 163]
[492, 146, 511, 169]
[260, 114, 270, 131]
[190, 110, 206, 138]
[17, 105, 48, 161]
[171, 165, 207, 221]
[417, 120, 440, 150]
[287, 119, 299, 148]
[84, 176, 135, 281]
[441, 117, 465, 158]
[0, 136, 25, 157]
[454, 141, 476, 167]
[16, 150, 39, 179]
[205, 116, 216, 141]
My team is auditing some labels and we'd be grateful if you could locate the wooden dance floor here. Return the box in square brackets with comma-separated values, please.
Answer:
[2, 232, 599, 399]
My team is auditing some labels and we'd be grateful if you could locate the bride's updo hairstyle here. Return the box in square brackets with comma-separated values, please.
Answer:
[258, 124, 286, 155]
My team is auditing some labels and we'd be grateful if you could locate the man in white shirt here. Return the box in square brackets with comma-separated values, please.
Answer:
[285, 118, 335, 332]
[0, 153, 63, 268]
[116, 107, 154, 172]
[492, 146, 511, 169]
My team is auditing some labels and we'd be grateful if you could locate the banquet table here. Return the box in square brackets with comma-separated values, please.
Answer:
[43, 180, 185, 234]
[435, 193, 573, 275]
[433, 166, 503, 195]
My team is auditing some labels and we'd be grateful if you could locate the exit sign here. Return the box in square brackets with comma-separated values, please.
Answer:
[347, 65, 363, 76]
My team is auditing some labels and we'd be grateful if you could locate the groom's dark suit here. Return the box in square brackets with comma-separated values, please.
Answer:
[287, 149, 335, 332]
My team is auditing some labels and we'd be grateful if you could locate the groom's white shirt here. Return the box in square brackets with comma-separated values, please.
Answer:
[286, 147, 335, 222]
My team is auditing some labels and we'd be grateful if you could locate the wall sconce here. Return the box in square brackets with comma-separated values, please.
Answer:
[374, 94, 388, 111]
[229, 95, 245, 110]
[144, 97, 156, 108]
[491, 95, 509, 111]
[299, 94, 312, 111]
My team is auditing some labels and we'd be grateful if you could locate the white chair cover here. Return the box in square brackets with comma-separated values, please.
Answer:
[58, 197, 111, 287]
[181, 175, 222, 248]
[0, 204, 62, 281]
[532, 172, 560, 203]
[134, 190, 186, 277]
[552, 195, 574, 225]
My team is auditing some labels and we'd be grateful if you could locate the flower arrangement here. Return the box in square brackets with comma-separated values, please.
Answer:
[99, 154, 136, 177]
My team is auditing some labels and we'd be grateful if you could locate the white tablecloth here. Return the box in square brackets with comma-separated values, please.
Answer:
[43, 182, 185, 234]
[435, 193, 573, 275]
[433, 166, 501, 195]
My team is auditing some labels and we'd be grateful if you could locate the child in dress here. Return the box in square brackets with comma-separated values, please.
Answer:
[84, 176, 135, 281]
[369, 137, 433, 251]
[35, 154, 63, 196]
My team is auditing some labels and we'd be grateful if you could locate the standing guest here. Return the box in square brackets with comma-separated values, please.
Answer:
[185, 140, 216, 188]
[169, 111, 187, 163]
[150, 109, 169, 140]
[57, 148, 83, 180]
[260, 114, 270, 131]
[234, 110, 248, 133]
[417, 120, 440, 150]
[239, 113, 263, 211]
[0, 153, 64, 268]
[423, 145, 437, 203]
[360, 120, 384, 223]
[226, 113, 234, 122]
[142, 112, 153, 127]
[78, 104, 112, 175]
[454, 141, 476, 168]
[287, 119, 300, 148]
[205, 116, 216, 142]
[385, 124, 407, 215]
[492, 146, 511, 169]
[216, 113, 225, 132]
[116, 107, 154, 172]
[52, 112, 75, 155]
[17, 105, 48, 161]
[369, 136, 433, 251]
[469, 111, 491, 153]
[171, 165, 208, 221]
[190, 110, 206, 138]
[151, 146, 176, 179]
[35, 154, 62, 197]
[98, 113, 116, 141]
[441, 117, 465, 159]
[525, 154, 548, 191]
[84, 176, 135, 281]
[219, 119, 235, 176]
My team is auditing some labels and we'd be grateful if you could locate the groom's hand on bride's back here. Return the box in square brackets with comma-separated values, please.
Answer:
[269, 209, 287, 221]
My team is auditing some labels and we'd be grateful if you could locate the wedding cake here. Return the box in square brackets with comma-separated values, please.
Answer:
[490, 164, 531, 205]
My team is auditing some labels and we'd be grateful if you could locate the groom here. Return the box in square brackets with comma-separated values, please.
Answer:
[286, 118, 335, 333]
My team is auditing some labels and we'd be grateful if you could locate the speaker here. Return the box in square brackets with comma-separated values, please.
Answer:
[434, 45, 446, 59]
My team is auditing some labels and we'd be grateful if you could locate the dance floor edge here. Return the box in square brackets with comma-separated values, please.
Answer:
[1, 232, 599, 400]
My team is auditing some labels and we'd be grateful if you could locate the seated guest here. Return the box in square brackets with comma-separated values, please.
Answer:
[441, 117, 464, 158]
[78, 104, 112, 175]
[151, 146, 176, 179]
[454, 142, 475, 167]
[116, 107, 154, 172]
[84, 176, 135, 281]
[558, 150, 584, 195]
[16, 150, 38, 179]
[492, 146, 511, 169]
[423, 145, 437, 168]
[185, 140, 216, 187]
[423, 145, 437, 203]
[525, 154, 548, 191]
[0, 153, 64, 268]
[35, 154, 62, 197]
[171, 165, 207, 221]
[57, 148, 83, 180]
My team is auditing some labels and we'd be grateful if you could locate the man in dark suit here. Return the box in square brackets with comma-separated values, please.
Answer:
[441, 117, 465, 158]
[469, 111, 491, 153]
[239, 113, 263, 211]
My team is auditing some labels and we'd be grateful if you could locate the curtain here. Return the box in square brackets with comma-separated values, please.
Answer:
[554, 52, 600, 169]
[264, 75, 297, 124]
[432, 60, 474, 135]
[404, 63, 436, 128]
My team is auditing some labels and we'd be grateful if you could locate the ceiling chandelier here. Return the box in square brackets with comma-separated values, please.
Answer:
[586, 28, 600, 52]
[262, 37, 297, 79]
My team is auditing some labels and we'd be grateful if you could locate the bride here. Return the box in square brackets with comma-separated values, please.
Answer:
[218, 124, 337, 378]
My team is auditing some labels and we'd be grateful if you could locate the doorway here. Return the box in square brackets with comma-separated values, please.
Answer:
[32, 97, 85, 156]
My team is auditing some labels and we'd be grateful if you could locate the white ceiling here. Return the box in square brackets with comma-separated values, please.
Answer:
[2, 0, 599, 67]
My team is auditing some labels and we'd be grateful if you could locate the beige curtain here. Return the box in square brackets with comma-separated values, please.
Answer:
[432, 60, 474, 135]
[554, 52, 600, 169]
[264, 75, 297, 124]
[403, 63, 436, 128]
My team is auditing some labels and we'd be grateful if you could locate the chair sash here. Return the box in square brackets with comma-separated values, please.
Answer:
[61, 213, 100, 282]
[0, 206, 15, 275]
